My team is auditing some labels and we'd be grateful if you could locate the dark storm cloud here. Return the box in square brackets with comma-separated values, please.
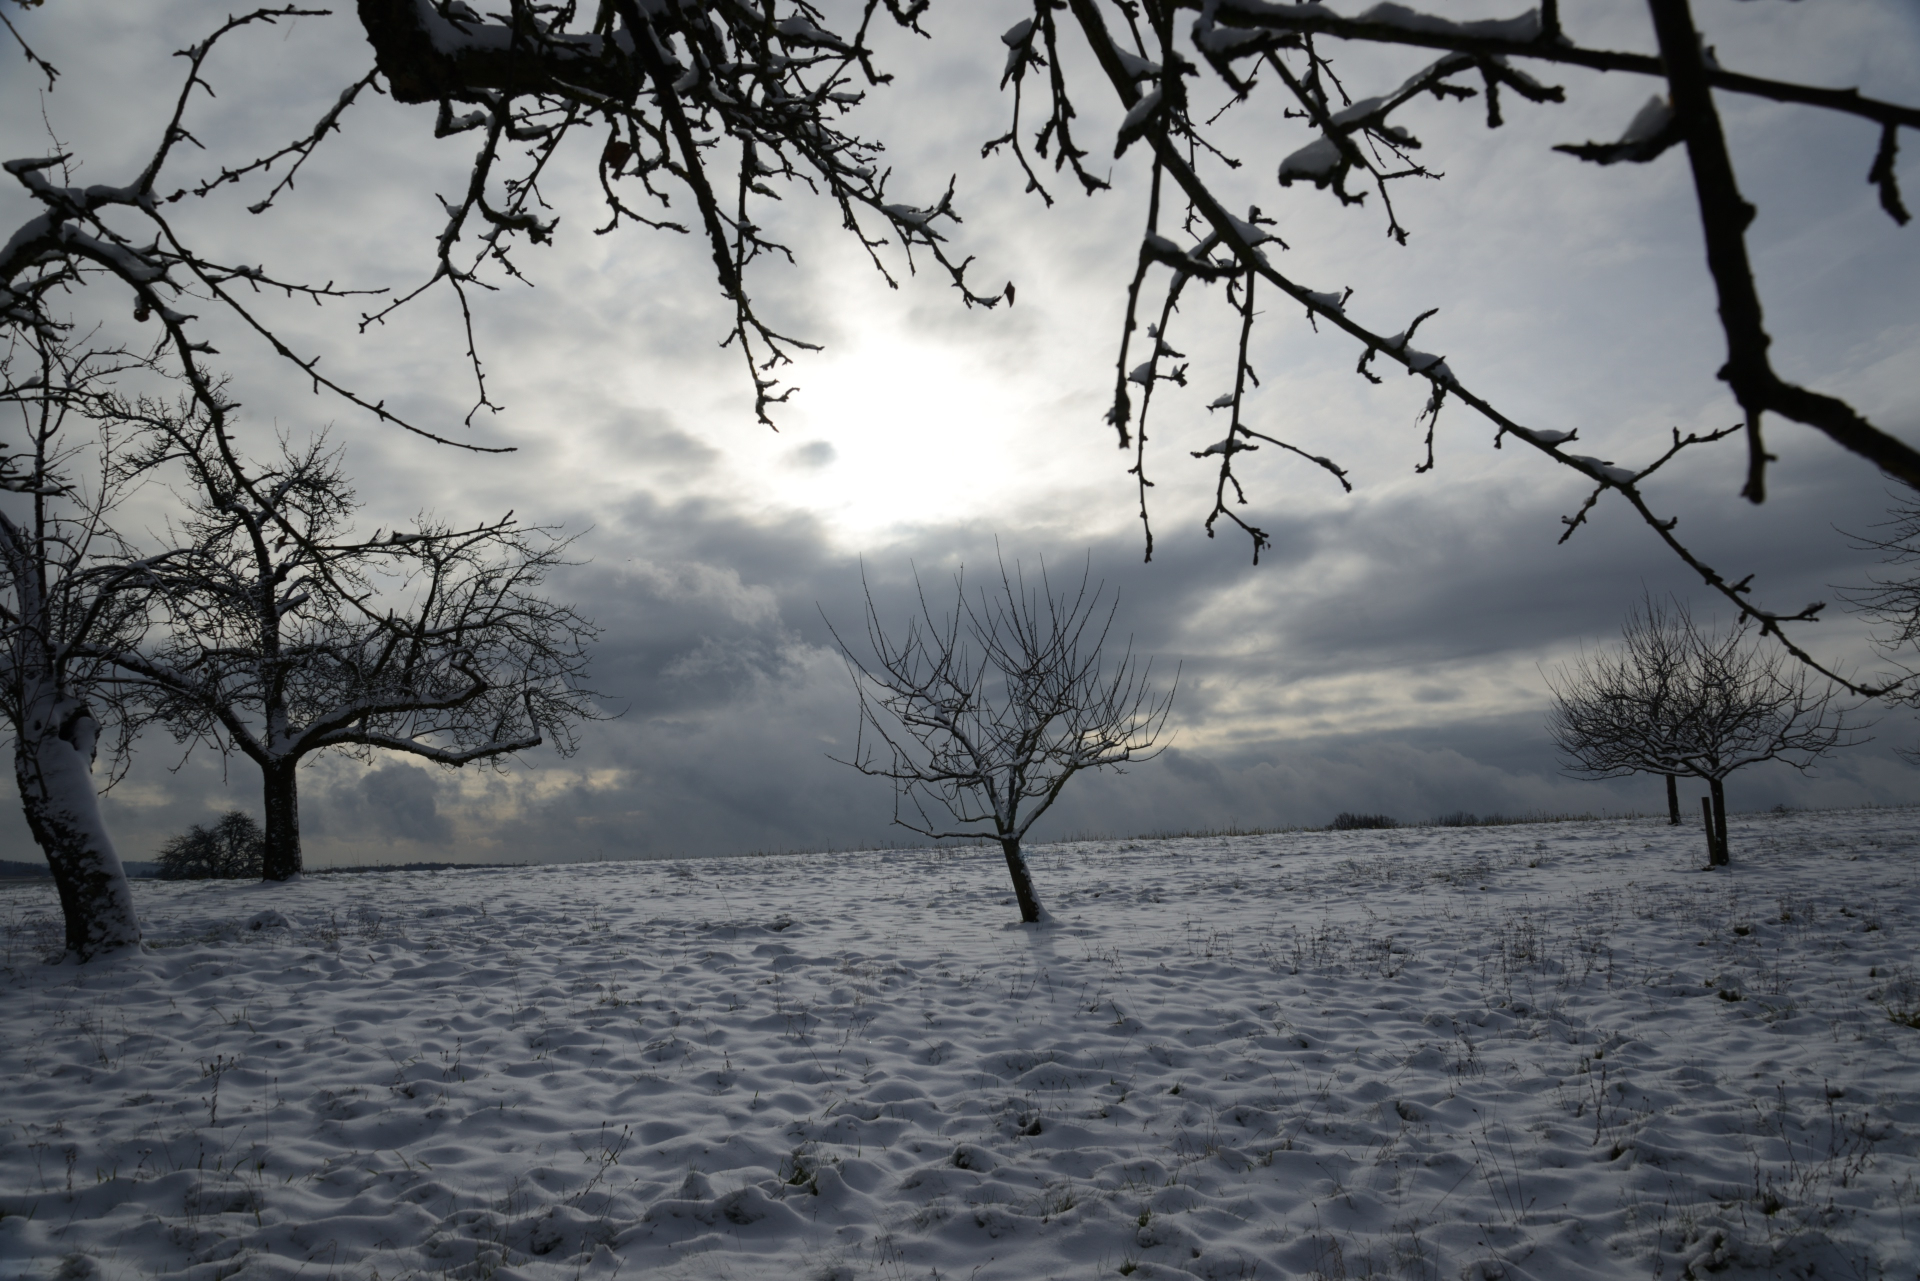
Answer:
[426, 469, 1913, 862]
[338, 762, 456, 847]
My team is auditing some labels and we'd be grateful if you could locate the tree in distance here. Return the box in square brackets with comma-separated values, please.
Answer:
[1330, 813, 1398, 831]
[156, 811, 264, 881]
[113, 416, 603, 881]
[1546, 596, 1860, 866]
[830, 557, 1175, 923]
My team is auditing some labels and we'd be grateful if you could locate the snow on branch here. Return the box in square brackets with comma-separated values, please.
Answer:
[350, 0, 1013, 430]
[1000, 0, 1920, 691]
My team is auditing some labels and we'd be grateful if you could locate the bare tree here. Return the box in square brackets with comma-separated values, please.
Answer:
[1547, 597, 1859, 866]
[0, 336, 171, 958]
[831, 558, 1174, 922]
[111, 416, 603, 881]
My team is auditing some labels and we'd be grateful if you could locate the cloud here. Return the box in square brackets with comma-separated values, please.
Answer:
[323, 761, 456, 848]
[786, 441, 837, 470]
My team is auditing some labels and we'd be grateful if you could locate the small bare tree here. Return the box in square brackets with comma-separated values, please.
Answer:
[112, 417, 602, 880]
[1547, 597, 1859, 866]
[0, 337, 171, 958]
[831, 558, 1174, 922]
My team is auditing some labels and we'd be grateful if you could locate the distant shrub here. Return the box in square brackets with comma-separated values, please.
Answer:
[1330, 813, 1399, 831]
[1431, 811, 1481, 827]
[156, 812, 264, 881]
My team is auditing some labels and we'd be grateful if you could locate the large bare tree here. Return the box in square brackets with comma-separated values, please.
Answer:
[1546, 596, 1859, 866]
[831, 558, 1174, 922]
[112, 417, 602, 881]
[0, 337, 170, 959]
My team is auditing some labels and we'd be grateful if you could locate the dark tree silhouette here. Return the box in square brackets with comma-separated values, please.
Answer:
[156, 811, 265, 880]
[1547, 597, 1859, 866]
[112, 418, 602, 881]
[831, 558, 1174, 923]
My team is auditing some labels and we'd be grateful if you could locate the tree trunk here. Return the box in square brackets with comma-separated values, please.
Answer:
[1665, 774, 1680, 825]
[13, 701, 140, 960]
[261, 759, 303, 881]
[1699, 795, 1719, 865]
[998, 837, 1043, 924]
[1709, 777, 1730, 866]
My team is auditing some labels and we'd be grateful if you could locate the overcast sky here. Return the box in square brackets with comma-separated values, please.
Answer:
[3, 0, 1919, 867]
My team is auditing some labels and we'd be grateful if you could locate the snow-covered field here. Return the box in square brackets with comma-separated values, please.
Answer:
[3, 809, 1918, 1281]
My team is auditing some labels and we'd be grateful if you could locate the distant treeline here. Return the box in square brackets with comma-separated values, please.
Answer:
[1330, 810, 1651, 832]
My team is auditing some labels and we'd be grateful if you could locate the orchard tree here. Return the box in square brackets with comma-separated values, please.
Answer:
[0, 338, 171, 959]
[113, 417, 602, 881]
[831, 557, 1174, 922]
[1546, 596, 1859, 866]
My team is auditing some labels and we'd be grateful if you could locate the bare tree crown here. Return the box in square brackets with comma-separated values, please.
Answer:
[124, 415, 604, 774]
[831, 555, 1175, 848]
[1840, 498, 1920, 757]
[1547, 595, 1860, 785]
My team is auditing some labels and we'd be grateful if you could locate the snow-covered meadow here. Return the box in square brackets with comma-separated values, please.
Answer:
[2, 809, 1917, 1281]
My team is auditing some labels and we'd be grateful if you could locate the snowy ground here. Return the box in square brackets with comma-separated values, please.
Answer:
[2, 809, 1918, 1281]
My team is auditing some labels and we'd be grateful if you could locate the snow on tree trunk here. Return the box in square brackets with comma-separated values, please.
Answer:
[999, 838, 1044, 924]
[262, 761, 303, 881]
[13, 689, 139, 960]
